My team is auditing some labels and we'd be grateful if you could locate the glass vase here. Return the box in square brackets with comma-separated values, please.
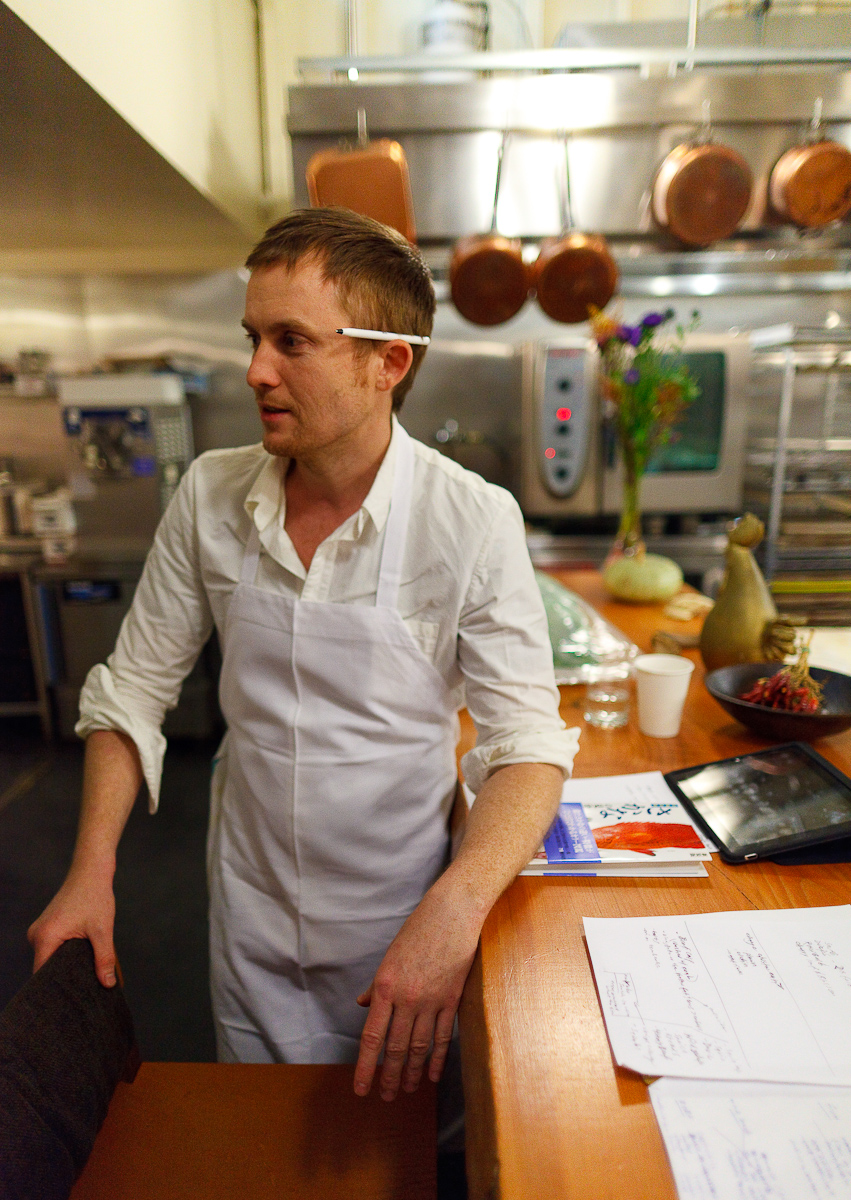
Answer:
[605, 453, 645, 567]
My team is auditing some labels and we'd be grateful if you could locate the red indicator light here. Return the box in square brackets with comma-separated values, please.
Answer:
[556, 407, 572, 421]
[544, 447, 556, 459]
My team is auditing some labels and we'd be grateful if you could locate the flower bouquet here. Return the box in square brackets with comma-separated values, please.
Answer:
[590, 307, 700, 602]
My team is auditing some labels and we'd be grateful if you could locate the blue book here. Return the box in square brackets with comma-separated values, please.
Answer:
[544, 802, 602, 865]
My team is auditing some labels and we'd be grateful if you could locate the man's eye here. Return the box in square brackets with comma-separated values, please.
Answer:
[244, 332, 259, 349]
[281, 333, 305, 350]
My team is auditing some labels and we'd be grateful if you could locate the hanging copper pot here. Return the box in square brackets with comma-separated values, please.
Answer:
[449, 133, 528, 326]
[306, 110, 416, 244]
[530, 133, 618, 324]
[652, 141, 753, 247]
[531, 234, 618, 325]
[769, 139, 851, 228]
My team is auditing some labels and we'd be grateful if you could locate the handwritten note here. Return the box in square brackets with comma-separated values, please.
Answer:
[650, 1078, 851, 1200]
[584, 907, 851, 1084]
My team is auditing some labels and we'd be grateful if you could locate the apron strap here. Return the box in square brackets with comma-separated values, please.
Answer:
[376, 424, 414, 610]
[240, 522, 262, 584]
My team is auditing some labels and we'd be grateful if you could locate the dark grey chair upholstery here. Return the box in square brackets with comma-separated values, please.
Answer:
[0, 938, 139, 1200]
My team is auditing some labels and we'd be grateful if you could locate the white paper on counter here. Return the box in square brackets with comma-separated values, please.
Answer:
[650, 1077, 851, 1200]
[584, 907, 851, 1084]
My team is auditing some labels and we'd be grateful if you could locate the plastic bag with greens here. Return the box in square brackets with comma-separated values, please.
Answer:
[535, 571, 639, 684]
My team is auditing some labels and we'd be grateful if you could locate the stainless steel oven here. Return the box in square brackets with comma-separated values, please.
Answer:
[403, 327, 752, 522]
[520, 331, 753, 519]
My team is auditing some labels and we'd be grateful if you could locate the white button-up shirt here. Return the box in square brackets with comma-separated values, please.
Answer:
[77, 418, 579, 809]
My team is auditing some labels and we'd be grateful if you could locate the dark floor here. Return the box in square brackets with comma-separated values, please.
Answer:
[0, 717, 217, 1060]
[0, 717, 467, 1198]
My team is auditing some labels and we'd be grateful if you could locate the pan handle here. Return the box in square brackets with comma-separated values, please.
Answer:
[489, 131, 511, 234]
[695, 98, 712, 146]
[807, 95, 824, 144]
[558, 130, 575, 234]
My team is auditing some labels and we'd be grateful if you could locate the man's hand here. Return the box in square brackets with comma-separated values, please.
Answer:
[27, 730, 142, 988]
[28, 865, 118, 987]
[353, 762, 564, 1102]
[353, 880, 482, 1102]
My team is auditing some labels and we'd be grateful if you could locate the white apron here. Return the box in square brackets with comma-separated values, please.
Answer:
[208, 426, 458, 1063]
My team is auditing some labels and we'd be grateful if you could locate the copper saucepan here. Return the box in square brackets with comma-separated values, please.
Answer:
[529, 134, 618, 325]
[769, 138, 851, 228]
[652, 140, 753, 247]
[449, 133, 529, 327]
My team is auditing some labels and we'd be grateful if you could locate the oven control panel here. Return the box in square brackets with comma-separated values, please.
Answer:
[538, 345, 592, 497]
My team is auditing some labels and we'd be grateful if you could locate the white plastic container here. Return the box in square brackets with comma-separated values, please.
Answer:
[634, 654, 695, 738]
[31, 487, 77, 563]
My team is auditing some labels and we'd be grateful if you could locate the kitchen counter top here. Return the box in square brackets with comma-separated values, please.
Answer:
[457, 569, 851, 1200]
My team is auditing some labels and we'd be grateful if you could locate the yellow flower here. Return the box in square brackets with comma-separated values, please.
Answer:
[589, 307, 620, 348]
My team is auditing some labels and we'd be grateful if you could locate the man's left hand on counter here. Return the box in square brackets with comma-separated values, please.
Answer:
[353, 760, 565, 1101]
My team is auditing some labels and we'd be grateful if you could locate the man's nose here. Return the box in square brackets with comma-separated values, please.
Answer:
[246, 342, 279, 390]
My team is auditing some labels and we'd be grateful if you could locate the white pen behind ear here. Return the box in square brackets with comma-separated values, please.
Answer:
[337, 328, 430, 346]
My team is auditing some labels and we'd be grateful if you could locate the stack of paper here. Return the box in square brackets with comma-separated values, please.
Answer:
[521, 771, 713, 878]
[584, 905, 851, 1199]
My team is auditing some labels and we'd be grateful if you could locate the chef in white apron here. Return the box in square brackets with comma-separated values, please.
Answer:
[29, 208, 575, 1108]
[210, 425, 458, 1065]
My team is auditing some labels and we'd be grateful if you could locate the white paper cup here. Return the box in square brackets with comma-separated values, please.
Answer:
[634, 654, 695, 738]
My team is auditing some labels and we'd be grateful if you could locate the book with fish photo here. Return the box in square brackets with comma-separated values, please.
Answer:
[520, 771, 714, 877]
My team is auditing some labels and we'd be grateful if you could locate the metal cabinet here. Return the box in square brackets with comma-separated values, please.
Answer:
[31, 558, 221, 741]
[0, 554, 51, 736]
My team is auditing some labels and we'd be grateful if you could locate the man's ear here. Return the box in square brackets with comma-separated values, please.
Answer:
[375, 340, 414, 393]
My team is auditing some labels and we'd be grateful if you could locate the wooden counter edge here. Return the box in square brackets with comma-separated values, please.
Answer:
[459, 947, 500, 1200]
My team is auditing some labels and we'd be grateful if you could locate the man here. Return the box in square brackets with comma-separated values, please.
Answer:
[29, 209, 579, 1103]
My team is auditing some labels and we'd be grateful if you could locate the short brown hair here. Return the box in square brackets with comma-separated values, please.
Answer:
[246, 208, 435, 411]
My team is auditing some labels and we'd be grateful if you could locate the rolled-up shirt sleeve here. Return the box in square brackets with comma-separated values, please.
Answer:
[76, 461, 214, 811]
[458, 495, 580, 794]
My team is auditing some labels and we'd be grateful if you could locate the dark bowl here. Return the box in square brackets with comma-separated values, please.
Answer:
[705, 662, 851, 742]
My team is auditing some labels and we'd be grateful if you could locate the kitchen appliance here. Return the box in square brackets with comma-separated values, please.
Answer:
[402, 326, 751, 525]
[520, 331, 752, 520]
[33, 558, 221, 741]
[58, 374, 194, 541]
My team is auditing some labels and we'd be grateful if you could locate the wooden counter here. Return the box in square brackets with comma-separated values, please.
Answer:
[458, 570, 851, 1200]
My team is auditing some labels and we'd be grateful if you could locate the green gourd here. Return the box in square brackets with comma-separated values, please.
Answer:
[699, 513, 797, 672]
[602, 549, 683, 604]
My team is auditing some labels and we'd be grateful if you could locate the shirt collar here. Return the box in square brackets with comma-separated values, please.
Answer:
[244, 414, 400, 538]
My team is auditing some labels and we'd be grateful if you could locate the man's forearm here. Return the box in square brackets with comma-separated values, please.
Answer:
[353, 761, 563, 1099]
[28, 729, 144, 984]
[435, 761, 563, 917]
[73, 729, 145, 877]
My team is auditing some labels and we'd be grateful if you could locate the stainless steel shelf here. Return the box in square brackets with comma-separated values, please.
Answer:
[299, 47, 851, 81]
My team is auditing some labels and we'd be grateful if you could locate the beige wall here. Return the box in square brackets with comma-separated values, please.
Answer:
[5, 0, 264, 236]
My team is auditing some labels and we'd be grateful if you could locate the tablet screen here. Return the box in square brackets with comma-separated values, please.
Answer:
[668, 745, 851, 857]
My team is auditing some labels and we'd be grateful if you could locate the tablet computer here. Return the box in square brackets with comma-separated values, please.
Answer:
[664, 742, 851, 864]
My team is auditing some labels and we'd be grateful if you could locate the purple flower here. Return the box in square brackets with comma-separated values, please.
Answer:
[641, 311, 665, 328]
[624, 368, 640, 385]
[618, 324, 643, 347]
